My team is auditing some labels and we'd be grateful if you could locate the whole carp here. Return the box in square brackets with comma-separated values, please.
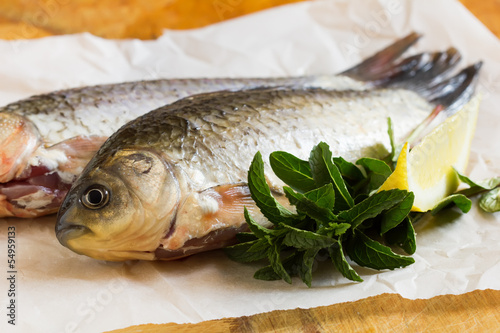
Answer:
[0, 32, 461, 218]
[55, 44, 481, 261]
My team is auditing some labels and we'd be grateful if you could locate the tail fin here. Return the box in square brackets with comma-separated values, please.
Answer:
[341, 32, 421, 81]
[379, 48, 461, 90]
[428, 62, 482, 114]
[342, 32, 481, 114]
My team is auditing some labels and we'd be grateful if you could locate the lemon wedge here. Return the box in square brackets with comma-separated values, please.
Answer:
[379, 96, 481, 212]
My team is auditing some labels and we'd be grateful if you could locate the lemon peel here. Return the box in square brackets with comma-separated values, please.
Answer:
[378, 142, 409, 192]
[379, 96, 481, 212]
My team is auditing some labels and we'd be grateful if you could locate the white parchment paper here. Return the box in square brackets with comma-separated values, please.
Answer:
[1, 0, 500, 332]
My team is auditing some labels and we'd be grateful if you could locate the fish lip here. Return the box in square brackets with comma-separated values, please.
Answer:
[55, 221, 91, 249]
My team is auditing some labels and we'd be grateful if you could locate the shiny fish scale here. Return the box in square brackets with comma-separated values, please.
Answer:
[91, 87, 431, 190]
[0, 75, 365, 145]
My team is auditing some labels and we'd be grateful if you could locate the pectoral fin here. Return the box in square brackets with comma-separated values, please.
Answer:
[49, 135, 108, 174]
[156, 183, 266, 260]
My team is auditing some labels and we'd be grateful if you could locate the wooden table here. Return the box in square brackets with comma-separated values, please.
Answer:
[1, 1, 499, 332]
[0, 0, 498, 40]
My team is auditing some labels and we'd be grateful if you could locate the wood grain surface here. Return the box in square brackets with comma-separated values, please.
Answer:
[0, 0, 498, 39]
[0, 0, 306, 40]
[0, 1, 499, 332]
[106, 289, 500, 333]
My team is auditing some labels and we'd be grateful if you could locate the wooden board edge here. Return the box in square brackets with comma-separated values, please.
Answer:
[105, 289, 500, 333]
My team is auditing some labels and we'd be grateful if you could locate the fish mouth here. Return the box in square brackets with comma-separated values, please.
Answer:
[55, 217, 159, 261]
[55, 221, 92, 250]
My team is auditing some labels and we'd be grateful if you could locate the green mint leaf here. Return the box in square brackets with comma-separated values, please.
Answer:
[431, 194, 472, 215]
[328, 236, 363, 282]
[299, 248, 321, 287]
[456, 170, 481, 187]
[303, 184, 336, 211]
[387, 117, 396, 164]
[333, 156, 366, 182]
[348, 232, 415, 270]
[476, 177, 500, 190]
[253, 265, 281, 281]
[455, 169, 500, 189]
[401, 218, 417, 255]
[324, 222, 351, 237]
[243, 207, 273, 237]
[224, 241, 268, 263]
[253, 253, 302, 282]
[236, 232, 257, 243]
[453, 170, 500, 213]
[356, 158, 392, 178]
[353, 193, 369, 204]
[281, 252, 303, 278]
[283, 186, 302, 206]
[455, 170, 500, 197]
[339, 189, 408, 230]
[480, 187, 500, 213]
[248, 152, 295, 224]
[283, 186, 336, 223]
[356, 157, 392, 192]
[269, 151, 316, 193]
[268, 242, 292, 284]
[247, 238, 271, 253]
[309, 142, 354, 211]
[380, 192, 415, 234]
[282, 223, 337, 249]
[384, 217, 416, 255]
[457, 186, 488, 198]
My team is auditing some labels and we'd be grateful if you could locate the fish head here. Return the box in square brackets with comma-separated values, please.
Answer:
[56, 149, 180, 261]
[0, 112, 41, 182]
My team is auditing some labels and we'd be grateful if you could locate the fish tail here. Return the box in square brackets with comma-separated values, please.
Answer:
[376, 47, 462, 89]
[396, 62, 482, 149]
[382, 60, 482, 114]
[341, 32, 422, 81]
[427, 61, 482, 114]
[343, 33, 482, 113]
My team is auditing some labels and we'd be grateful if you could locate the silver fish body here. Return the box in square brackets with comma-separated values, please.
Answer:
[2, 76, 366, 147]
[55, 67, 480, 261]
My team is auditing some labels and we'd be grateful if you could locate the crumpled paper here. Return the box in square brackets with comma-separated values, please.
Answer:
[1, 0, 500, 332]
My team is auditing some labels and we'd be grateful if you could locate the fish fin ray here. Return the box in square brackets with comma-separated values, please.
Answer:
[378, 48, 461, 89]
[199, 183, 257, 220]
[162, 183, 255, 249]
[157, 183, 258, 258]
[49, 135, 108, 173]
[341, 32, 421, 81]
[342, 33, 481, 113]
[428, 62, 482, 114]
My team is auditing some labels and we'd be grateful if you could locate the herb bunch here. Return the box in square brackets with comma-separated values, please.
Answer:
[225, 136, 500, 286]
[225, 141, 420, 287]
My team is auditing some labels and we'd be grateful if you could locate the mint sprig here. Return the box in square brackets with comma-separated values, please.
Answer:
[454, 171, 500, 213]
[225, 142, 416, 287]
[428, 170, 500, 214]
[225, 136, 500, 286]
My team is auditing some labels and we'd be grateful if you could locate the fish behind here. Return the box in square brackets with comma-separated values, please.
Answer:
[0, 33, 461, 218]
[55, 38, 482, 261]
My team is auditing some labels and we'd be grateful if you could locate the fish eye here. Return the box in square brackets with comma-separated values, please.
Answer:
[81, 185, 110, 210]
